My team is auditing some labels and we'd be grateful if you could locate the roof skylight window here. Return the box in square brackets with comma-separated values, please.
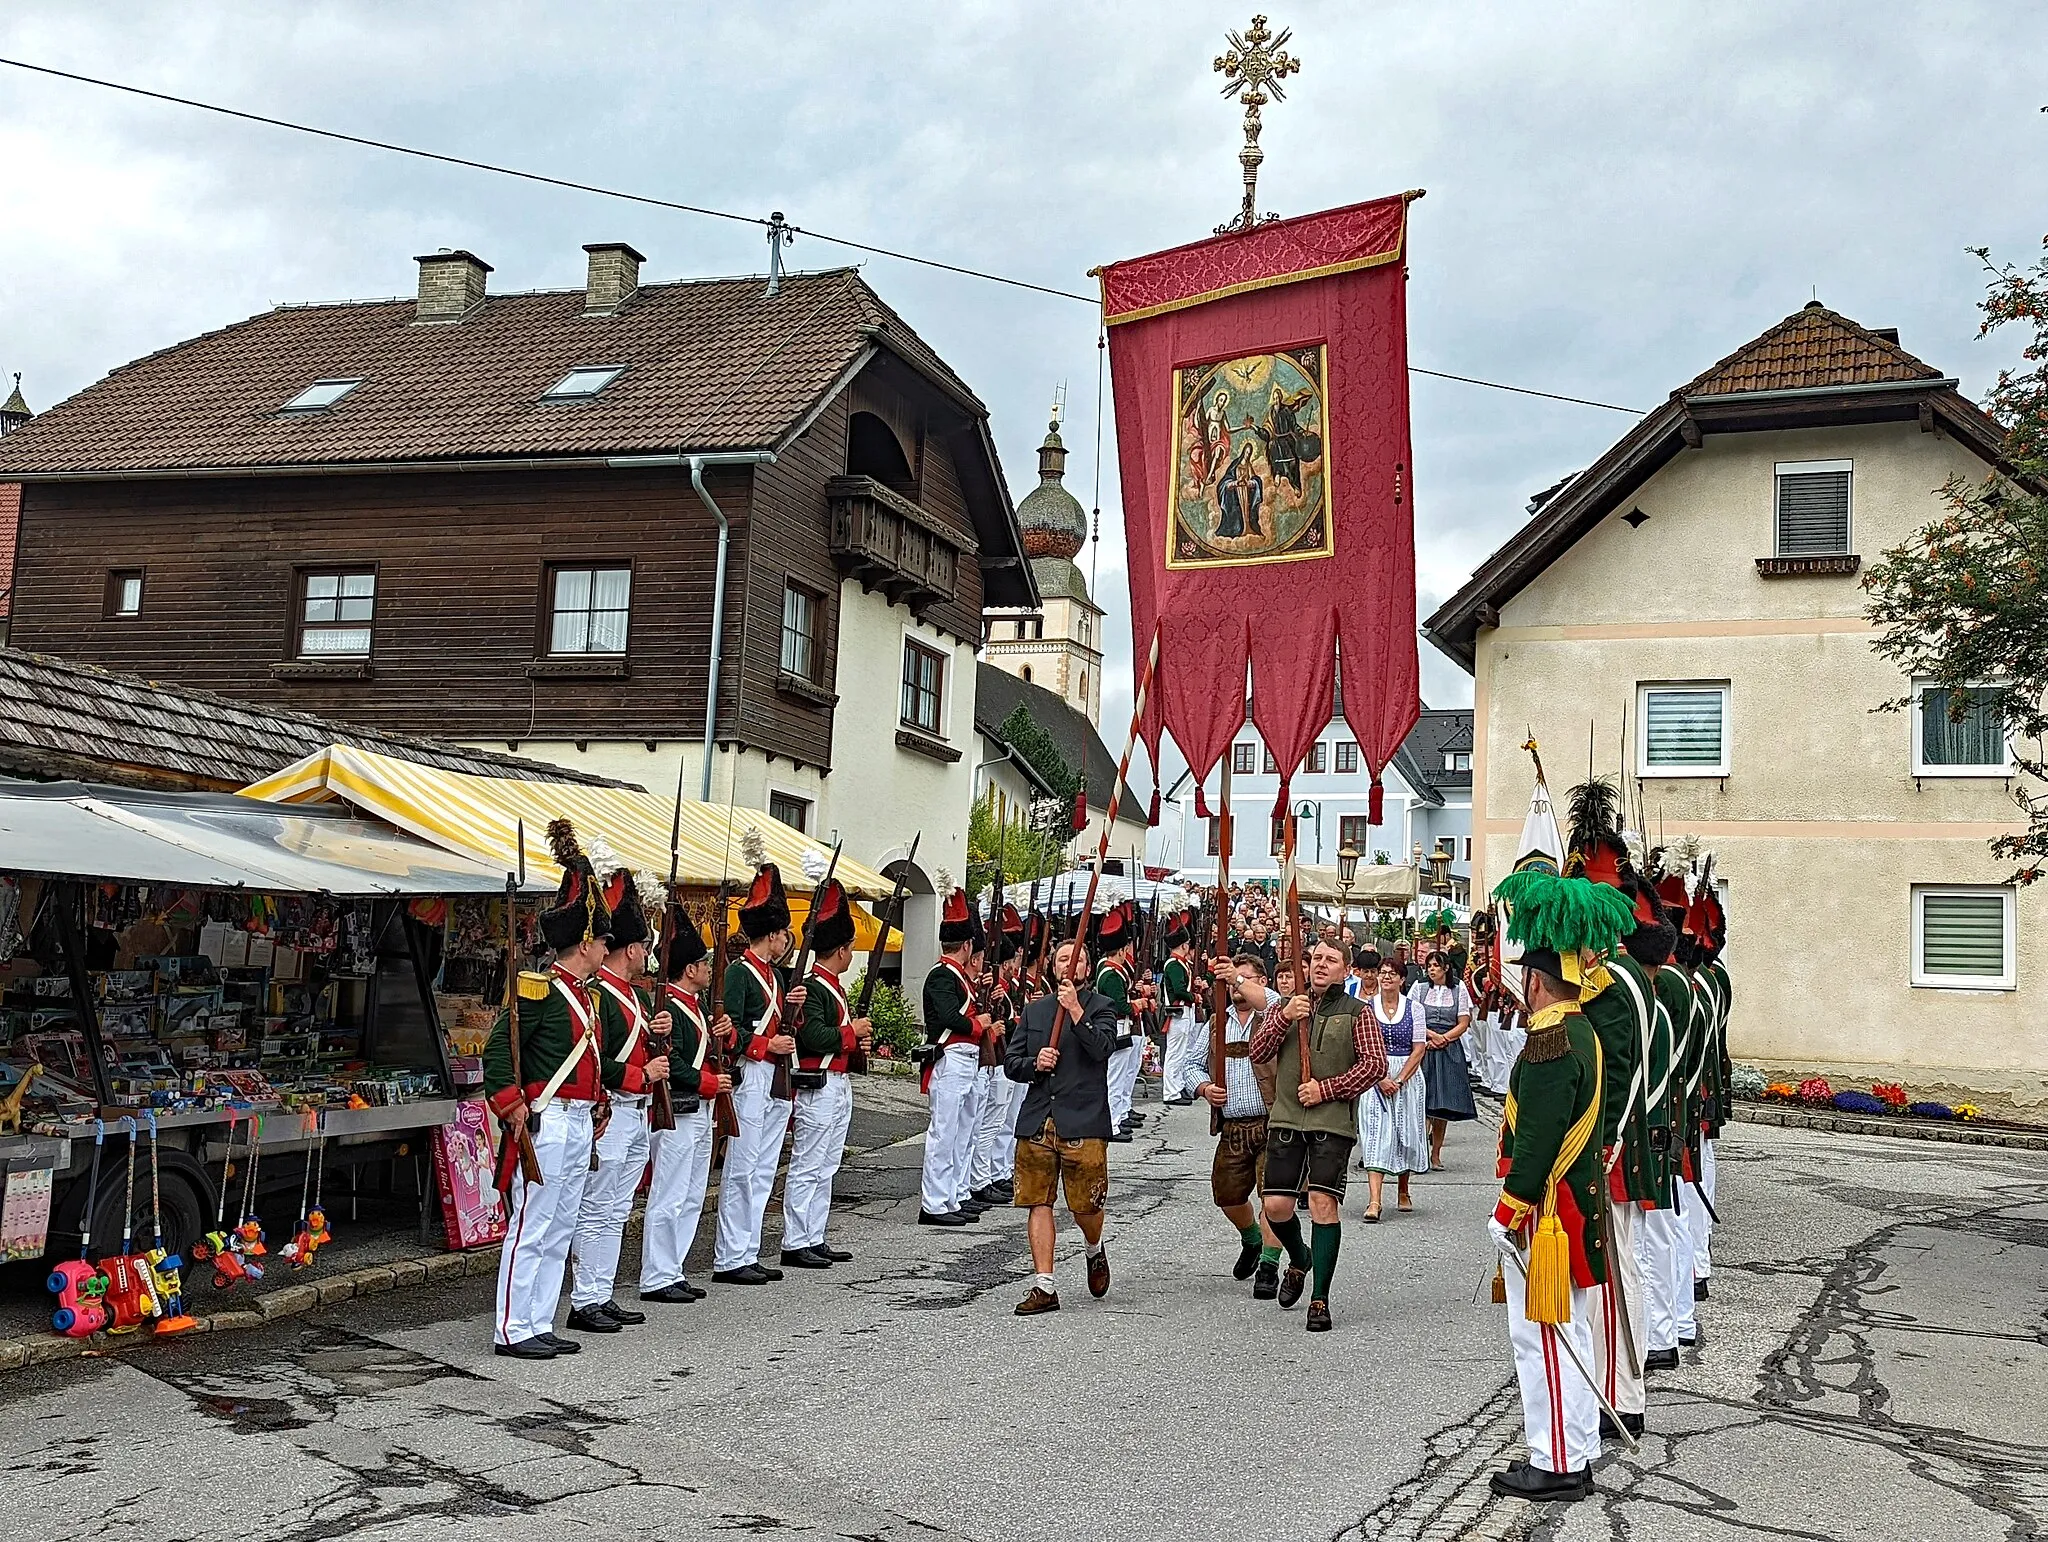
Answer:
[542, 366, 624, 401]
[281, 378, 362, 412]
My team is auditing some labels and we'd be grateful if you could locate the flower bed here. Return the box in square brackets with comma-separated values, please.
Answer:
[1738, 1065, 2009, 1127]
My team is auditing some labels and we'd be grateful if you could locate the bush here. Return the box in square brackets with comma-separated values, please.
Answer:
[849, 975, 920, 1058]
[1730, 1064, 1767, 1100]
[1797, 1077, 1834, 1107]
[1871, 1080, 1908, 1112]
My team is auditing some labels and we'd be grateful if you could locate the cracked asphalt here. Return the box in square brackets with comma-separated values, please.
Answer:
[1, 1077, 2041, 1542]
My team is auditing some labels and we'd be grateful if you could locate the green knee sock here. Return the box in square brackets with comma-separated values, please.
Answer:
[1272, 1214, 1310, 1269]
[1238, 1222, 1264, 1249]
[1259, 1244, 1281, 1264]
[1310, 1222, 1342, 1301]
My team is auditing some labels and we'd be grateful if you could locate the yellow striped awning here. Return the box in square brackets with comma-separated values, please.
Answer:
[238, 745, 895, 898]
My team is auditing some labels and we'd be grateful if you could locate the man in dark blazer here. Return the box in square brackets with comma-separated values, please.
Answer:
[1004, 937, 1120, 1317]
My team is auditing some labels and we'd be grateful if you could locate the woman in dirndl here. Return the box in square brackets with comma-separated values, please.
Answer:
[1412, 951, 1477, 1170]
[1356, 959, 1429, 1220]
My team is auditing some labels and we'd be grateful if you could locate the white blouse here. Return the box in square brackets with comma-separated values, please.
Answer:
[1409, 981, 1474, 1018]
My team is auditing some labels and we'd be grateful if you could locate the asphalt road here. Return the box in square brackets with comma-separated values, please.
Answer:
[2, 1080, 2042, 1542]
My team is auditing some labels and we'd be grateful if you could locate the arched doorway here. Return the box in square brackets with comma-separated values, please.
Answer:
[847, 412, 916, 496]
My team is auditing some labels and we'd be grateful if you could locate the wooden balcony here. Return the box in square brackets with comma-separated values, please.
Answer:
[825, 475, 967, 612]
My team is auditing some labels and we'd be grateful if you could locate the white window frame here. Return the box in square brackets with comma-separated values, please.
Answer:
[1909, 678, 2013, 778]
[1911, 885, 2016, 991]
[1636, 681, 1730, 778]
[1774, 459, 1853, 558]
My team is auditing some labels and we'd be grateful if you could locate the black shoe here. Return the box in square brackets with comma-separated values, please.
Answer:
[1306, 1299, 1332, 1332]
[970, 1186, 1005, 1204]
[1232, 1239, 1262, 1281]
[758, 1264, 785, 1281]
[596, 1300, 646, 1326]
[1600, 1411, 1646, 1440]
[1278, 1265, 1307, 1310]
[918, 1209, 970, 1227]
[1644, 1347, 1679, 1371]
[987, 1181, 1014, 1201]
[1165, 1095, 1194, 1107]
[1108, 1130, 1134, 1143]
[818, 1245, 853, 1262]
[1127, 1111, 1148, 1126]
[959, 1198, 990, 1215]
[1252, 1261, 1279, 1300]
[1489, 1464, 1590, 1502]
[1679, 1335, 1697, 1348]
[781, 1247, 832, 1269]
[564, 1306, 622, 1334]
[1694, 1279, 1710, 1301]
[640, 1282, 697, 1304]
[711, 1264, 774, 1284]
[535, 1333, 582, 1354]
[494, 1337, 557, 1359]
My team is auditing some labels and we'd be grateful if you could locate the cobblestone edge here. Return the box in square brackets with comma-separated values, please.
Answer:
[1733, 1102, 2048, 1150]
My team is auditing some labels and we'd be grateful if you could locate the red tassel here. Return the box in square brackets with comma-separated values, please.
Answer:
[1272, 775, 1292, 822]
[1369, 777, 1385, 826]
[1072, 787, 1088, 833]
[1147, 791, 1161, 828]
[1194, 783, 1211, 821]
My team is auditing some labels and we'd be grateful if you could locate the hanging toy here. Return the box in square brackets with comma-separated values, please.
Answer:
[97, 1116, 159, 1333]
[281, 1131, 331, 1269]
[142, 1111, 198, 1334]
[235, 1113, 268, 1257]
[199, 1112, 259, 1288]
[190, 1109, 235, 1273]
[47, 1120, 112, 1336]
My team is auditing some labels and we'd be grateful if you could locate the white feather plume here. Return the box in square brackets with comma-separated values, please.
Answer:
[634, 869, 667, 915]
[584, 835, 623, 881]
[800, 847, 829, 883]
[1660, 834, 1702, 877]
[1622, 829, 1648, 872]
[740, 826, 768, 870]
[933, 867, 954, 895]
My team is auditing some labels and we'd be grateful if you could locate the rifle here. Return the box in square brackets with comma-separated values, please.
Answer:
[977, 818, 1005, 1068]
[771, 839, 843, 1102]
[1021, 874, 1045, 1000]
[706, 877, 740, 1140]
[648, 759, 688, 1135]
[852, 832, 920, 1073]
[496, 822, 543, 1193]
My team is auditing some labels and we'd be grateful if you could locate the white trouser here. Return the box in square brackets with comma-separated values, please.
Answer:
[1591, 1197, 1647, 1417]
[918, 1044, 982, 1213]
[570, 1095, 649, 1308]
[1672, 1181, 1700, 1339]
[1503, 1252, 1601, 1475]
[1161, 1008, 1201, 1099]
[713, 1072, 792, 1271]
[1689, 1140, 1716, 1280]
[493, 1101, 593, 1345]
[971, 1068, 1024, 1186]
[1107, 1038, 1142, 1126]
[639, 1102, 714, 1291]
[784, 1073, 854, 1251]
[1637, 1203, 1683, 1352]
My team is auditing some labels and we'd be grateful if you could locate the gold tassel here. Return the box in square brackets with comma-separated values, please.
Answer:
[1525, 1213, 1574, 1324]
[1490, 1262, 1507, 1305]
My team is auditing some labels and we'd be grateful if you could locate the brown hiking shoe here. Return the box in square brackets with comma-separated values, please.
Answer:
[1086, 1247, 1110, 1298]
[1278, 1265, 1307, 1309]
[1014, 1286, 1061, 1316]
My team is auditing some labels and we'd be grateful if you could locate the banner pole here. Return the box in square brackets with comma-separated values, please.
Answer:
[1053, 629, 1160, 1048]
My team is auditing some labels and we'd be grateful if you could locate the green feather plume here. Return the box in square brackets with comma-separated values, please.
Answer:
[1494, 870, 1637, 955]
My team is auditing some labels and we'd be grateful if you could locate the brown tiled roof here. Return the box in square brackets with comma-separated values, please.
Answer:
[1684, 302, 1945, 397]
[0, 268, 986, 476]
[0, 646, 634, 791]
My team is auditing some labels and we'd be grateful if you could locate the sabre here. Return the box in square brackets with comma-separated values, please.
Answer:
[1497, 1238, 1641, 1454]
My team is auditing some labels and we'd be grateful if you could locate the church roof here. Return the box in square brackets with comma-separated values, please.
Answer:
[1015, 419, 1087, 556]
[1029, 555, 1100, 610]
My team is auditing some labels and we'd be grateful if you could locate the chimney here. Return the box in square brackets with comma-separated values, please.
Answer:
[583, 242, 645, 315]
[413, 249, 492, 323]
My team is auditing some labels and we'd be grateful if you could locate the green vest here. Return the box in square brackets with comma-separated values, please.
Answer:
[1269, 986, 1365, 1139]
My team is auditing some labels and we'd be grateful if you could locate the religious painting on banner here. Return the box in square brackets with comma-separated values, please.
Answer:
[1100, 191, 1422, 816]
[1170, 346, 1331, 567]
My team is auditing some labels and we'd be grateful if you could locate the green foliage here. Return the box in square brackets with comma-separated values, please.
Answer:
[997, 705, 1081, 804]
[1863, 240, 2048, 884]
[967, 791, 1067, 897]
[848, 975, 919, 1057]
[1372, 916, 1402, 942]
[1371, 849, 1393, 865]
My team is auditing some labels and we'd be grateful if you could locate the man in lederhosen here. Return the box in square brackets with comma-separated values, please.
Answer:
[567, 864, 671, 1333]
[639, 909, 732, 1304]
[485, 819, 613, 1359]
[1192, 951, 1283, 1297]
[782, 879, 872, 1268]
[712, 862, 806, 1284]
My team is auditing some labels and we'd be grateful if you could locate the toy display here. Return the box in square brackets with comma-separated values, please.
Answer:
[142, 1111, 196, 1334]
[95, 1117, 158, 1334]
[279, 1136, 333, 1269]
[47, 1120, 112, 1337]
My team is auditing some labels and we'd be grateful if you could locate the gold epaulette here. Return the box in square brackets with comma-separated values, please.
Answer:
[517, 971, 551, 1002]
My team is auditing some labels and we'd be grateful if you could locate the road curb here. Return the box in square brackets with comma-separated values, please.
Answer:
[1734, 1102, 2048, 1150]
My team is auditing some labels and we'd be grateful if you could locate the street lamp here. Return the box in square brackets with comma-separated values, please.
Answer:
[1335, 840, 1360, 940]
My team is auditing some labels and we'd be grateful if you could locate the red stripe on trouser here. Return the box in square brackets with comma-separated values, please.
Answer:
[1542, 1326, 1564, 1470]
[496, 1175, 532, 1341]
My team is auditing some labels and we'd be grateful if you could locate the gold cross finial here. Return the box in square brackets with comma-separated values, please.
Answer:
[1214, 14, 1301, 233]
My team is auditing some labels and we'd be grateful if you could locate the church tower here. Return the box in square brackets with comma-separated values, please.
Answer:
[984, 404, 1104, 724]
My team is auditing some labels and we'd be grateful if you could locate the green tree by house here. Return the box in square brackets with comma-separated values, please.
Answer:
[1863, 239, 2048, 884]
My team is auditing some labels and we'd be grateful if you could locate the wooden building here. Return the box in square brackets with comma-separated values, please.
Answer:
[0, 245, 1035, 977]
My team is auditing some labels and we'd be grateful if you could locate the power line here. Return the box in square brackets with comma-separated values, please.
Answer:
[0, 54, 1644, 415]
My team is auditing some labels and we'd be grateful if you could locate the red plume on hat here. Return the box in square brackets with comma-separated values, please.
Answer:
[939, 888, 976, 946]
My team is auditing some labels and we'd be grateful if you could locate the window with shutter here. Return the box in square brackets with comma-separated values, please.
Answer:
[1912, 682, 2010, 775]
[1774, 461, 1852, 556]
[1913, 887, 2014, 989]
[1638, 684, 1729, 775]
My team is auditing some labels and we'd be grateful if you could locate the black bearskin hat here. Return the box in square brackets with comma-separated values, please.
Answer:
[663, 906, 709, 976]
[805, 879, 857, 957]
[939, 889, 977, 947]
[540, 819, 613, 952]
[737, 863, 792, 941]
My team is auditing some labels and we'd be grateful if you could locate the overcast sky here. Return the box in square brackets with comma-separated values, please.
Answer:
[3, 1, 2044, 790]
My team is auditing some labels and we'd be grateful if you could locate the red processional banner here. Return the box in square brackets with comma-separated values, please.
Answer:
[1102, 192, 1420, 818]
